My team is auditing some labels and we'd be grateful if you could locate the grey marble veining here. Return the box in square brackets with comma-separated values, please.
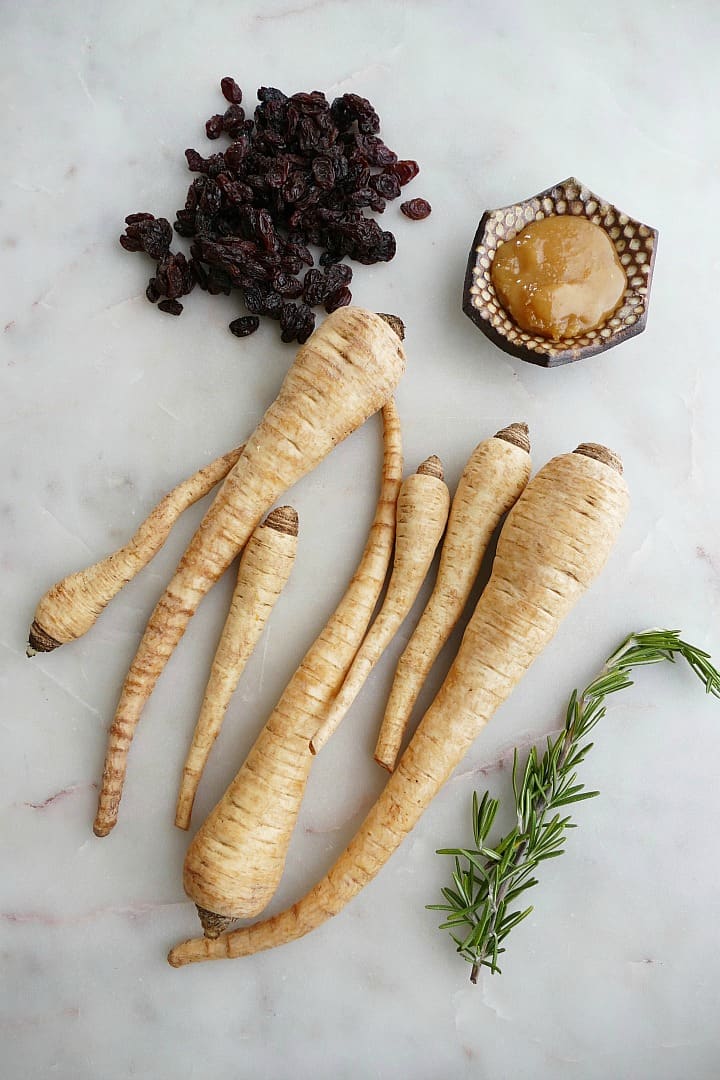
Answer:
[2, 1, 720, 1077]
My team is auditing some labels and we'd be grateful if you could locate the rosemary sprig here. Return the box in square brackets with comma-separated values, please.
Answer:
[428, 629, 720, 983]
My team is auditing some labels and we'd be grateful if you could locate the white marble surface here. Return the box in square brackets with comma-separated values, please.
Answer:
[3, 1, 720, 1077]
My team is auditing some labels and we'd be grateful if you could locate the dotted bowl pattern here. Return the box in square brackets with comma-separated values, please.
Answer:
[462, 177, 659, 368]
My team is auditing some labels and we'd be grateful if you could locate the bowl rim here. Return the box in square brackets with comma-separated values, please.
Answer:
[462, 176, 659, 368]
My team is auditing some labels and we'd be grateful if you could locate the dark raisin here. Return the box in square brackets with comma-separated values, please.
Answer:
[324, 262, 353, 291]
[325, 286, 352, 313]
[224, 136, 250, 171]
[272, 271, 304, 299]
[174, 210, 196, 237]
[222, 105, 246, 138]
[390, 159, 420, 186]
[229, 315, 260, 337]
[266, 158, 290, 188]
[302, 268, 329, 305]
[371, 171, 401, 201]
[206, 114, 225, 140]
[295, 304, 316, 343]
[158, 299, 183, 315]
[312, 156, 335, 189]
[185, 148, 206, 172]
[125, 212, 155, 225]
[257, 86, 288, 105]
[400, 198, 431, 220]
[376, 230, 397, 261]
[221, 77, 243, 105]
[261, 291, 283, 318]
[121, 215, 173, 259]
[218, 177, 254, 205]
[243, 285, 266, 314]
[340, 93, 380, 134]
[146, 278, 161, 302]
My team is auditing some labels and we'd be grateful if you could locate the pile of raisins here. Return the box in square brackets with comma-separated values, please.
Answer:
[120, 80, 429, 344]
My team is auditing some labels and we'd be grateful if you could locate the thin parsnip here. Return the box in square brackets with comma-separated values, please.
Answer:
[309, 455, 450, 755]
[175, 505, 300, 831]
[26, 445, 245, 655]
[93, 308, 406, 837]
[182, 400, 403, 937]
[168, 443, 629, 966]
[374, 422, 531, 772]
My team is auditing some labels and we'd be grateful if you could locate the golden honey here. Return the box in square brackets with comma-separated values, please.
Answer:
[491, 216, 626, 341]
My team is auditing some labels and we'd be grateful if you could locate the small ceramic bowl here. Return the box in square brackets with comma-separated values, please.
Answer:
[462, 177, 658, 368]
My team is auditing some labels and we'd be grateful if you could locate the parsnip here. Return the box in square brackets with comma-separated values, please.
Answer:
[27, 445, 245, 655]
[374, 422, 531, 771]
[168, 443, 629, 966]
[175, 505, 299, 831]
[310, 455, 450, 754]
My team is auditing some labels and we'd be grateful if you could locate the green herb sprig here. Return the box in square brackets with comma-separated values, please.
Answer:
[428, 629, 720, 983]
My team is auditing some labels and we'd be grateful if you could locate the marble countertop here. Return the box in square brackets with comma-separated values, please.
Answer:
[3, 2, 720, 1077]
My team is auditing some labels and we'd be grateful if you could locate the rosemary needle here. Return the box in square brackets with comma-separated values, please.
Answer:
[428, 629, 720, 983]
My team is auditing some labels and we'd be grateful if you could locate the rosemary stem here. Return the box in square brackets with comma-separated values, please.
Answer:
[432, 630, 720, 984]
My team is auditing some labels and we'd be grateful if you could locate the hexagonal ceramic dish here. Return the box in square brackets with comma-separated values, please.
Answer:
[462, 177, 658, 367]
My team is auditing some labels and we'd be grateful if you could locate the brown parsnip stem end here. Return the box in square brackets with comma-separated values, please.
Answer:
[494, 422, 530, 454]
[574, 442, 623, 474]
[376, 313, 405, 340]
[196, 906, 235, 939]
[27, 621, 62, 656]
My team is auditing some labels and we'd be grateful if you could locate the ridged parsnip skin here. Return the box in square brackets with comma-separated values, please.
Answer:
[374, 426, 531, 771]
[309, 457, 450, 754]
[94, 308, 406, 837]
[168, 446, 629, 967]
[181, 401, 403, 930]
[175, 506, 300, 831]
[27, 445, 246, 655]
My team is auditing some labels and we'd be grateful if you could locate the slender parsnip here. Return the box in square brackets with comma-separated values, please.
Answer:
[27, 445, 245, 655]
[309, 455, 450, 754]
[374, 422, 531, 771]
[168, 443, 629, 966]
[93, 308, 406, 837]
[182, 399, 403, 937]
[175, 505, 300, 831]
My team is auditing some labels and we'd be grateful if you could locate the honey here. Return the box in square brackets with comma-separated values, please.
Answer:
[490, 216, 626, 341]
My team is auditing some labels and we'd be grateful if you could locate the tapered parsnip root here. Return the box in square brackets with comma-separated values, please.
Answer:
[175, 506, 299, 831]
[26, 445, 246, 656]
[374, 422, 531, 771]
[310, 456, 451, 754]
[168, 444, 628, 966]
[93, 309, 406, 837]
[183, 400, 403, 936]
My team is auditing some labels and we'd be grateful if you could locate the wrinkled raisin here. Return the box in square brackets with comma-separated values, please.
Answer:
[205, 114, 225, 140]
[371, 172, 401, 200]
[222, 105, 246, 138]
[221, 77, 243, 104]
[125, 212, 155, 225]
[158, 299, 183, 315]
[325, 286, 352, 312]
[146, 278, 161, 302]
[229, 315, 260, 337]
[401, 198, 431, 220]
[302, 268, 329, 305]
[391, 159, 419, 186]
